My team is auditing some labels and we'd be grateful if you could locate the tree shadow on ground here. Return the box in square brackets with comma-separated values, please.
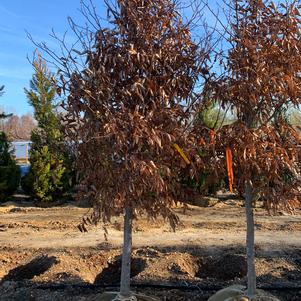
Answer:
[1, 255, 58, 282]
[94, 256, 146, 285]
[0, 245, 300, 301]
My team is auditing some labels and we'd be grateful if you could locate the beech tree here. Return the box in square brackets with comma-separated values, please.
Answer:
[33, 0, 206, 299]
[208, 0, 301, 298]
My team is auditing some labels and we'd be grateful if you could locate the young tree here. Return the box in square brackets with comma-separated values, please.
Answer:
[0, 96, 20, 201]
[38, 0, 201, 298]
[209, 0, 301, 297]
[0, 132, 21, 201]
[24, 56, 67, 204]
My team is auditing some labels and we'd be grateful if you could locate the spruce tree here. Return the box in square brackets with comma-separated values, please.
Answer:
[24, 56, 66, 204]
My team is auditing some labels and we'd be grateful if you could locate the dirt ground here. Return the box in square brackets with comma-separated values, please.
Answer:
[0, 197, 300, 301]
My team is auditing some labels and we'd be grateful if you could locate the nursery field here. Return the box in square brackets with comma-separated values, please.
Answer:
[0, 198, 300, 301]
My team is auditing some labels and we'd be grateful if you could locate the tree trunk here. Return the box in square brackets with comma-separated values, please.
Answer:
[119, 205, 133, 298]
[245, 180, 256, 298]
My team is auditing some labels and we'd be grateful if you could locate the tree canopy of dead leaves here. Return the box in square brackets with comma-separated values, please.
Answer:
[61, 0, 201, 227]
[206, 0, 301, 211]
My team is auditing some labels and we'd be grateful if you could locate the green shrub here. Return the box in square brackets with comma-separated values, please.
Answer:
[24, 56, 75, 204]
[0, 165, 20, 201]
[0, 132, 20, 201]
[24, 145, 65, 204]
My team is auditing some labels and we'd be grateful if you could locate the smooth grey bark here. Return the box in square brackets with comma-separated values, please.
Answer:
[119, 205, 133, 298]
[245, 180, 256, 298]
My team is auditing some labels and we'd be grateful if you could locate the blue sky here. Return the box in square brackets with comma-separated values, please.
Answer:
[0, 0, 90, 115]
[0, 0, 221, 116]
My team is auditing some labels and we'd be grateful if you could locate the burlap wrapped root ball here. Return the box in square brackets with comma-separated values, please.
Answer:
[208, 285, 280, 301]
[96, 291, 160, 301]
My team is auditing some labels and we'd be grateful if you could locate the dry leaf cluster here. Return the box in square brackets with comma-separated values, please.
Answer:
[207, 0, 301, 212]
[61, 0, 201, 227]
[31, 0, 301, 224]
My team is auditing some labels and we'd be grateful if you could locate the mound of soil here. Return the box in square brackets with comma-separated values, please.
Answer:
[137, 251, 199, 282]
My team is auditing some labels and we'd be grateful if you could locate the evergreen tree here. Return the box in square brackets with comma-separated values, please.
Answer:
[24, 56, 67, 204]
[0, 87, 20, 201]
[0, 132, 20, 201]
